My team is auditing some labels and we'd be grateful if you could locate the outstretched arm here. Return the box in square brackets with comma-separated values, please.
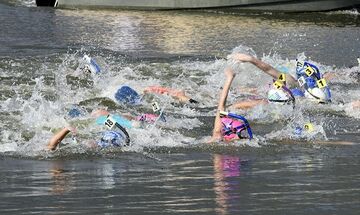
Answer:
[143, 86, 197, 104]
[208, 67, 235, 143]
[228, 53, 298, 87]
[47, 127, 74, 151]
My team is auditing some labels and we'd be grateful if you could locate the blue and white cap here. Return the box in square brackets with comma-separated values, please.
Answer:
[96, 115, 131, 147]
[267, 88, 291, 102]
[296, 61, 331, 103]
[83, 55, 101, 74]
[97, 130, 126, 148]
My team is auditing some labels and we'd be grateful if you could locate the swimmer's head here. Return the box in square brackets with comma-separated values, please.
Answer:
[67, 105, 86, 119]
[267, 88, 291, 103]
[97, 130, 126, 148]
[305, 87, 329, 103]
[296, 61, 321, 80]
[115, 86, 141, 105]
[68, 107, 82, 118]
[296, 61, 331, 103]
[221, 117, 249, 141]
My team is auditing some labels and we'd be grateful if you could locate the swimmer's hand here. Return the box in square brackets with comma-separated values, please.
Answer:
[227, 53, 254, 63]
[67, 126, 77, 135]
[47, 127, 76, 151]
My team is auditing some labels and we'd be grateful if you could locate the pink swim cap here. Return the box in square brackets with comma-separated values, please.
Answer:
[136, 113, 158, 124]
[221, 117, 245, 141]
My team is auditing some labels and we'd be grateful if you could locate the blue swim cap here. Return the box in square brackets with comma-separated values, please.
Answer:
[68, 108, 82, 118]
[97, 130, 125, 148]
[67, 105, 86, 118]
[115, 86, 141, 105]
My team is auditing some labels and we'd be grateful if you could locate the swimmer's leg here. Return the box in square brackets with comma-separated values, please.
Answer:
[209, 67, 235, 143]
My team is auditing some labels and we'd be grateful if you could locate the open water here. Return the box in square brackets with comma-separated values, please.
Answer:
[0, 0, 359, 214]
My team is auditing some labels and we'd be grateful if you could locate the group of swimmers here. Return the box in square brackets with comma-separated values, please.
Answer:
[47, 53, 359, 151]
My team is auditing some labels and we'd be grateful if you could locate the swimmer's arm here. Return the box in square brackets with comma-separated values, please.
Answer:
[228, 53, 298, 87]
[230, 99, 268, 110]
[143, 86, 194, 103]
[209, 67, 235, 143]
[47, 127, 72, 151]
[236, 86, 259, 95]
[323, 72, 337, 81]
[351, 100, 360, 109]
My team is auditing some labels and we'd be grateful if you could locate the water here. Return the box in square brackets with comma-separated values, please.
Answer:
[0, 0, 360, 214]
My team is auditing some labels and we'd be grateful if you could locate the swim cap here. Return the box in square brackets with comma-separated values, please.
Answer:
[296, 61, 331, 103]
[296, 62, 321, 80]
[267, 88, 291, 102]
[305, 88, 328, 102]
[67, 105, 86, 118]
[136, 113, 166, 124]
[83, 55, 101, 74]
[97, 130, 126, 148]
[96, 114, 133, 129]
[68, 107, 82, 118]
[221, 117, 246, 141]
[114, 86, 141, 105]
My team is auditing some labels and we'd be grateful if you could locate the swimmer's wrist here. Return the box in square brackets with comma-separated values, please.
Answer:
[65, 127, 77, 134]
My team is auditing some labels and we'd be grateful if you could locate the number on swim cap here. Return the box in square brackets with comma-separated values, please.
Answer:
[152, 102, 160, 112]
[296, 61, 303, 67]
[273, 81, 283, 89]
[298, 77, 306, 87]
[104, 116, 117, 129]
[304, 123, 314, 132]
[305, 66, 315, 76]
[316, 79, 327, 88]
[278, 74, 286, 82]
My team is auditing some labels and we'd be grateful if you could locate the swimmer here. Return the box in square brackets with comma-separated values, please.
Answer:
[114, 85, 198, 106]
[208, 68, 253, 143]
[143, 86, 198, 104]
[47, 108, 165, 151]
[227, 53, 331, 109]
[81, 55, 198, 105]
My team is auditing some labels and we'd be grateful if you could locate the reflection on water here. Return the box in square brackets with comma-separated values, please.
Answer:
[50, 162, 73, 195]
[213, 154, 245, 215]
[0, 149, 359, 214]
[49, 9, 360, 66]
[0, 2, 360, 214]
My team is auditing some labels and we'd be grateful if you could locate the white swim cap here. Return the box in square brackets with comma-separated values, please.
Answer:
[267, 88, 290, 102]
[305, 88, 327, 102]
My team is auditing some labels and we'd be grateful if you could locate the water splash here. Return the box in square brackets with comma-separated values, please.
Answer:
[1, 47, 359, 157]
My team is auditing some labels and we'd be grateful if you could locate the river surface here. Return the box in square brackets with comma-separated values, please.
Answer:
[0, 0, 359, 214]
